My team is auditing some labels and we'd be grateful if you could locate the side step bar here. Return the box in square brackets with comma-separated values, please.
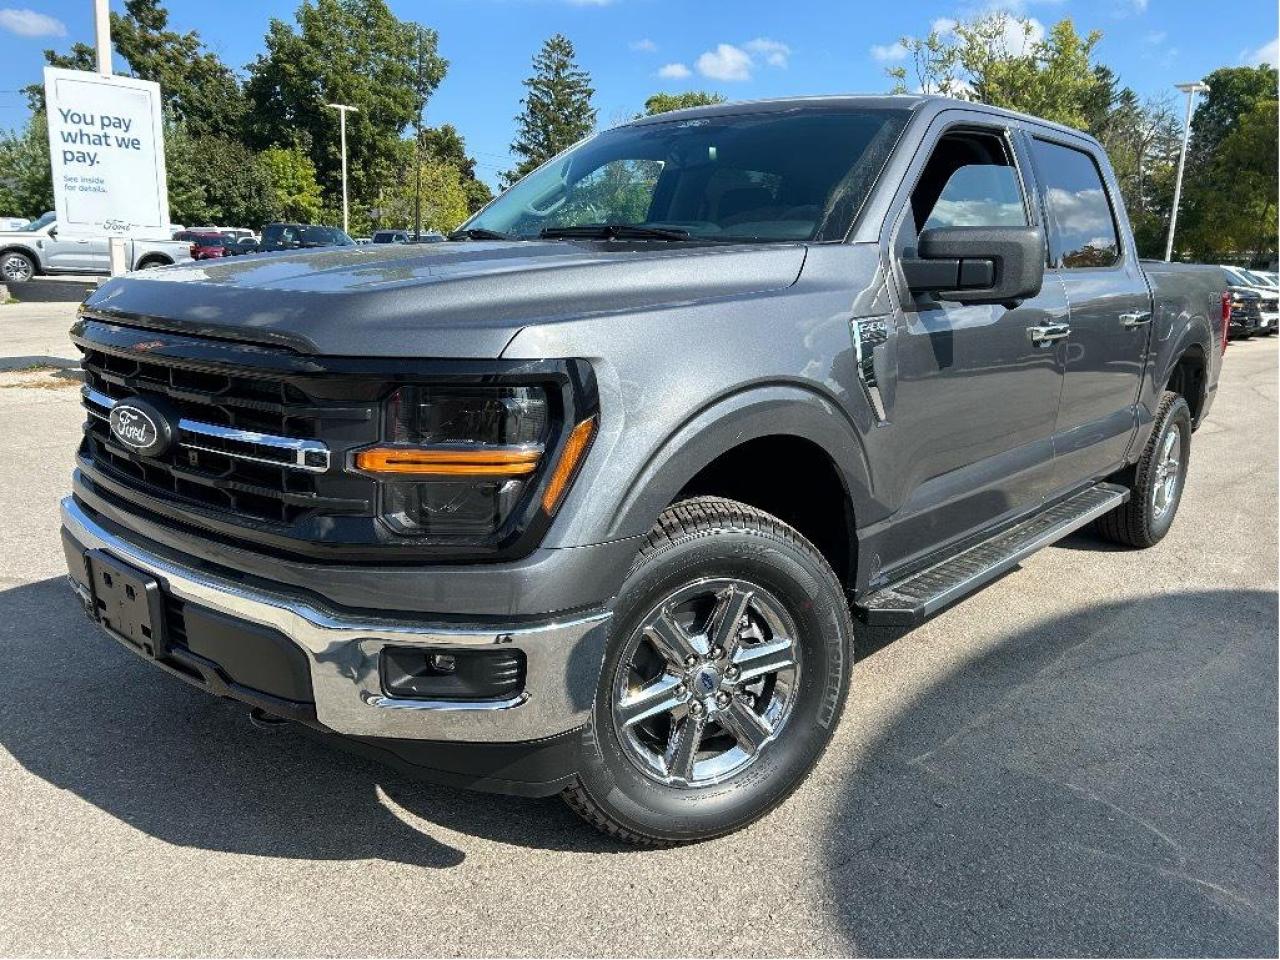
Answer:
[854, 482, 1129, 626]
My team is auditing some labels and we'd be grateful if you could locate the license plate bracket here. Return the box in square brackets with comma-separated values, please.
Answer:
[87, 550, 167, 658]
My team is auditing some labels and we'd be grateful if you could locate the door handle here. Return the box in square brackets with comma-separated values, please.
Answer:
[1027, 323, 1070, 345]
[1119, 310, 1152, 327]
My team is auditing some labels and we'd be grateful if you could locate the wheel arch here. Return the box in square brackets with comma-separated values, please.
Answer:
[602, 384, 871, 587]
[134, 253, 173, 269]
[0, 244, 42, 277]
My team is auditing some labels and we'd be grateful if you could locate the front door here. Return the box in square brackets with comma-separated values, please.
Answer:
[41, 228, 106, 272]
[876, 116, 1068, 572]
[1025, 135, 1151, 483]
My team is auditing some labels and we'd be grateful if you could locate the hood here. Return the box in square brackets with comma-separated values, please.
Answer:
[80, 240, 808, 358]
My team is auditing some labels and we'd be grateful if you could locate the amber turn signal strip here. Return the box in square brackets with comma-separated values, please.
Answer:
[354, 445, 543, 476]
[542, 417, 597, 514]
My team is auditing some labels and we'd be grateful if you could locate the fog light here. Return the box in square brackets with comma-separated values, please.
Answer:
[380, 646, 525, 701]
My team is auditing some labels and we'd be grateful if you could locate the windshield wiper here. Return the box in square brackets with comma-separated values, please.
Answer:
[539, 224, 691, 241]
[448, 227, 516, 241]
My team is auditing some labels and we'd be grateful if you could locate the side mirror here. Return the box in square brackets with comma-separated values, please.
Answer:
[901, 226, 1044, 307]
[47, 227, 57, 239]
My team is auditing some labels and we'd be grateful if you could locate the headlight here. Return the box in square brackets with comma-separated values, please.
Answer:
[353, 385, 594, 537]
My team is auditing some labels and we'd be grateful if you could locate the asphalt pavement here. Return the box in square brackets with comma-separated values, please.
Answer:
[0, 304, 1274, 956]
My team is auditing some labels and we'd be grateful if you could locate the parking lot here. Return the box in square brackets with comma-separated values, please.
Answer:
[0, 302, 1275, 957]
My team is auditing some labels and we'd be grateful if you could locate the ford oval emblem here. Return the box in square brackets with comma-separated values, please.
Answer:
[109, 399, 173, 458]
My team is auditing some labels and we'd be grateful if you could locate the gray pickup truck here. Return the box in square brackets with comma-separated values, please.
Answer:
[60, 95, 1226, 844]
[0, 211, 192, 282]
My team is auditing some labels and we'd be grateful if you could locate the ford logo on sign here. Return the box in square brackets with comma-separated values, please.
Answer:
[108, 399, 173, 458]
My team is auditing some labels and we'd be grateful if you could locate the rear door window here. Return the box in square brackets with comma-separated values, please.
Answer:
[1029, 138, 1121, 269]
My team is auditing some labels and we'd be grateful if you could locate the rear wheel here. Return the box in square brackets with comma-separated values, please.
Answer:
[1096, 390, 1191, 548]
[563, 497, 854, 845]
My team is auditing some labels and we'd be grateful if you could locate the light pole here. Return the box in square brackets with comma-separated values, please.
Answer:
[325, 102, 358, 234]
[94, 0, 128, 277]
[1165, 80, 1210, 262]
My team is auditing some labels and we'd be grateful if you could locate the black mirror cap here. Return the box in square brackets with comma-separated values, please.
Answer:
[904, 225, 1045, 307]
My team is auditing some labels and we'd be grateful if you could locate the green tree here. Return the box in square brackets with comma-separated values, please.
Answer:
[887, 13, 1102, 127]
[259, 146, 323, 222]
[26, 1, 247, 140]
[0, 114, 54, 217]
[642, 91, 726, 116]
[504, 34, 596, 186]
[1175, 65, 1279, 261]
[245, 0, 447, 217]
[420, 124, 493, 213]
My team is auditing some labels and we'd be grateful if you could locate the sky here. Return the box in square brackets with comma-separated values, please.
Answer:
[3, 0, 1277, 188]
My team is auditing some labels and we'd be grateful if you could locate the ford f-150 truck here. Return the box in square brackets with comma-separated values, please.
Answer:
[60, 96, 1226, 845]
[0, 211, 192, 283]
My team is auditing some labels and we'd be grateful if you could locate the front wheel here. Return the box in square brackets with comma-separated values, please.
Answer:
[563, 497, 854, 845]
[0, 251, 35, 283]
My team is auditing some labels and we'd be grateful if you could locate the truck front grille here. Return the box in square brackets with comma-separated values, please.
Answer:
[77, 343, 375, 527]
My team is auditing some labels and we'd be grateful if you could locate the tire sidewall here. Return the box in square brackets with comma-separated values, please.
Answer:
[1142, 395, 1191, 542]
[576, 516, 851, 842]
[1, 251, 33, 283]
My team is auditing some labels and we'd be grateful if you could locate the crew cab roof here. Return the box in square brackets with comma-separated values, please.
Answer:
[623, 93, 1097, 146]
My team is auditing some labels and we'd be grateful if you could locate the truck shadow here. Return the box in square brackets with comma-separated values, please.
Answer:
[824, 588, 1278, 957]
[0, 577, 619, 868]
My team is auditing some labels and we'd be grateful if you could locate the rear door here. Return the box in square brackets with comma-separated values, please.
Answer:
[876, 113, 1069, 570]
[1025, 135, 1151, 483]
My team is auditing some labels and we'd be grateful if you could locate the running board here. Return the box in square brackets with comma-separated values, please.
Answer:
[854, 483, 1129, 626]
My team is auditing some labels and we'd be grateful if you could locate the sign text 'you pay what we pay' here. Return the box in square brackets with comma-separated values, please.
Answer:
[56, 108, 142, 168]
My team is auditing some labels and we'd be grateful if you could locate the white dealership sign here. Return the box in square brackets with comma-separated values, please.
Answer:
[43, 67, 170, 240]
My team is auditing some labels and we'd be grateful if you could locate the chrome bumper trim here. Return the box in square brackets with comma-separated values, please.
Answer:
[61, 497, 610, 742]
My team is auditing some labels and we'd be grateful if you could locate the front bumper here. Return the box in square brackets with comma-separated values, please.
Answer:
[61, 496, 610, 744]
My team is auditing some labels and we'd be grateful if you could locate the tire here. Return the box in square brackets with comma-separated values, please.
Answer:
[0, 250, 35, 284]
[563, 496, 854, 845]
[136, 258, 166, 270]
[1095, 391, 1191, 548]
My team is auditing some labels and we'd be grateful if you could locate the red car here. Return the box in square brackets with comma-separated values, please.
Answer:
[174, 231, 229, 260]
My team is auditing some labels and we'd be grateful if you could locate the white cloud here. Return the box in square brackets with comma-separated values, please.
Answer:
[0, 8, 66, 37]
[1143, 30, 1167, 45]
[931, 17, 959, 35]
[696, 43, 754, 81]
[658, 62, 692, 79]
[1131, 0, 1149, 11]
[870, 41, 908, 62]
[1245, 37, 1278, 66]
[630, 38, 657, 53]
[744, 37, 791, 68]
[565, 0, 614, 6]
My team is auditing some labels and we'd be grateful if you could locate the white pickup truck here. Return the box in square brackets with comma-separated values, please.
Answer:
[0, 211, 192, 283]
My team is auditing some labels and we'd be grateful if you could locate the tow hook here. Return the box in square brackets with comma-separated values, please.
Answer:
[248, 706, 290, 731]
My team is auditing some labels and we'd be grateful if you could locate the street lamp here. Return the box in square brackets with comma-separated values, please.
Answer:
[1165, 80, 1210, 262]
[325, 102, 359, 235]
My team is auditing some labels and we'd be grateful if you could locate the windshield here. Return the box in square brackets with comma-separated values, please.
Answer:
[21, 211, 55, 232]
[463, 108, 910, 243]
[1245, 269, 1276, 286]
[1224, 267, 1256, 286]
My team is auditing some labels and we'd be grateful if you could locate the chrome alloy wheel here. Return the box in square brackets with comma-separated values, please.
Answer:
[1151, 427, 1182, 520]
[611, 578, 801, 788]
[1, 253, 32, 283]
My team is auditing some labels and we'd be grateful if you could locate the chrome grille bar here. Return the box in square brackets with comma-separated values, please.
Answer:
[82, 387, 331, 473]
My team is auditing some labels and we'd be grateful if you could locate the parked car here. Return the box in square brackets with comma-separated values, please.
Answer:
[258, 223, 355, 252]
[61, 95, 1226, 845]
[1220, 265, 1276, 337]
[372, 230, 411, 244]
[229, 237, 260, 256]
[173, 231, 229, 261]
[0, 211, 192, 282]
